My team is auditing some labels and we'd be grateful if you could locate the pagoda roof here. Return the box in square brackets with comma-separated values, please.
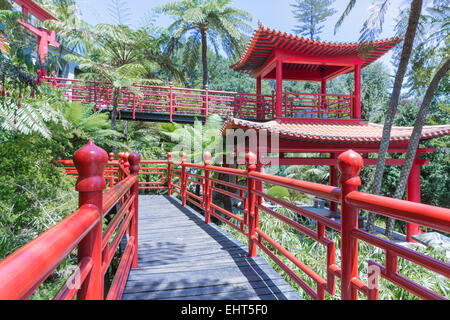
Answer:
[230, 24, 402, 80]
[221, 118, 450, 144]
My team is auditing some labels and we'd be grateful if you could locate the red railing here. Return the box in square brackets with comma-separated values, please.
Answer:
[43, 77, 355, 121]
[2, 147, 449, 300]
[159, 151, 450, 300]
[0, 141, 141, 300]
[282, 90, 354, 119]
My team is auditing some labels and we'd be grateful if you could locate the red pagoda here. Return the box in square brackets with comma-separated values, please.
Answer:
[223, 24, 450, 241]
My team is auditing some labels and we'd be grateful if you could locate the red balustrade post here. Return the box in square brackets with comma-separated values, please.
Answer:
[238, 89, 242, 118]
[118, 152, 124, 182]
[204, 84, 209, 122]
[203, 152, 211, 224]
[337, 149, 363, 300]
[406, 155, 422, 242]
[246, 152, 257, 257]
[167, 153, 173, 196]
[108, 152, 115, 188]
[181, 152, 187, 206]
[169, 81, 173, 122]
[284, 87, 288, 117]
[271, 90, 275, 118]
[354, 64, 361, 119]
[73, 141, 108, 300]
[132, 93, 136, 120]
[256, 75, 262, 119]
[128, 152, 140, 268]
[93, 82, 98, 112]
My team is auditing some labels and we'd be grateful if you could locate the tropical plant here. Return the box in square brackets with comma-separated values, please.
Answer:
[291, 0, 336, 40]
[155, 0, 252, 88]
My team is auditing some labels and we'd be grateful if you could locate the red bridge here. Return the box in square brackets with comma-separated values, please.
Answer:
[1, 24, 449, 300]
[45, 76, 355, 123]
[0, 142, 449, 300]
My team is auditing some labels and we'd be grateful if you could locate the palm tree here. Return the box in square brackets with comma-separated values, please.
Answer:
[65, 23, 167, 152]
[155, 0, 252, 88]
[334, 0, 424, 237]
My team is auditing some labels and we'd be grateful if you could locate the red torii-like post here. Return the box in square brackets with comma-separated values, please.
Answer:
[15, 0, 59, 76]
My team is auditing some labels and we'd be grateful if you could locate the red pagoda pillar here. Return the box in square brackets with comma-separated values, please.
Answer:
[406, 156, 422, 242]
[354, 64, 361, 119]
[321, 79, 327, 115]
[256, 75, 262, 119]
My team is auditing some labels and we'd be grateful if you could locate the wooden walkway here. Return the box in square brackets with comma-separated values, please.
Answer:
[122, 195, 301, 300]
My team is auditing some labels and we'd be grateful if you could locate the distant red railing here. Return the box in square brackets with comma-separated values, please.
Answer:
[42, 76, 355, 121]
[0, 141, 140, 300]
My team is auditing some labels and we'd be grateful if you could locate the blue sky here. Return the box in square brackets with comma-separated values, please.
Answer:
[75, 0, 407, 74]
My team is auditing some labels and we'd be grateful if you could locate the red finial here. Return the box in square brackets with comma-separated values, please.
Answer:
[128, 153, 141, 175]
[337, 149, 363, 187]
[73, 140, 108, 192]
[109, 152, 114, 161]
[203, 151, 211, 165]
[245, 152, 257, 168]
[167, 152, 172, 161]
[181, 152, 187, 162]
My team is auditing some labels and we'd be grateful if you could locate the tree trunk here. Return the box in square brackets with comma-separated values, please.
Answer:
[366, 0, 423, 236]
[123, 120, 128, 141]
[384, 58, 450, 238]
[200, 28, 208, 89]
[111, 88, 119, 154]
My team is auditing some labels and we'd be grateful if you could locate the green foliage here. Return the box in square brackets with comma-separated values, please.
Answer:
[291, 0, 337, 40]
[0, 132, 76, 260]
[267, 186, 290, 201]
[156, 0, 252, 86]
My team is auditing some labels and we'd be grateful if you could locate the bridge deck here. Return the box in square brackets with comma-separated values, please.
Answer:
[122, 195, 301, 300]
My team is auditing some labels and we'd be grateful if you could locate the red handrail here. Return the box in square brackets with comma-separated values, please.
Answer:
[4, 147, 449, 300]
[159, 150, 450, 300]
[0, 141, 140, 300]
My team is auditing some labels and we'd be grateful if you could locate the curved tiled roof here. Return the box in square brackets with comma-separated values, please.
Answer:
[230, 24, 403, 75]
[221, 118, 450, 144]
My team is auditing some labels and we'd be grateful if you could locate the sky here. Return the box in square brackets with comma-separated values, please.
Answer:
[75, 0, 409, 74]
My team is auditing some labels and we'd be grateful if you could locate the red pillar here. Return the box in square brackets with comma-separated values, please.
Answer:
[256, 75, 262, 119]
[246, 152, 257, 257]
[276, 59, 283, 118]
[128, 152, 140, 268]
[354, 64, 361, 119]
[73, 141, 107, 300]
[329, 153, 338, 212]
[338, 150, 363, 300]
[407, 157, 422, 242]
[320, 79, 327, 117]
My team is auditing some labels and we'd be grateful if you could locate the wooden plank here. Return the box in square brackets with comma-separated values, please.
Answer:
[122, 195, 301, 300]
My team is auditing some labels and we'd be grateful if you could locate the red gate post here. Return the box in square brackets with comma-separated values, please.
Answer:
[73, 141, 108, 300]
[128, 152, 140, 268]
[203, 152, 211, 223]
[246, 152, 257, 257]
[337, 149, 363, 300]
[406, 154, 422, 242]
[181, 152, 187, 206]
[167, 153, 172, 196]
